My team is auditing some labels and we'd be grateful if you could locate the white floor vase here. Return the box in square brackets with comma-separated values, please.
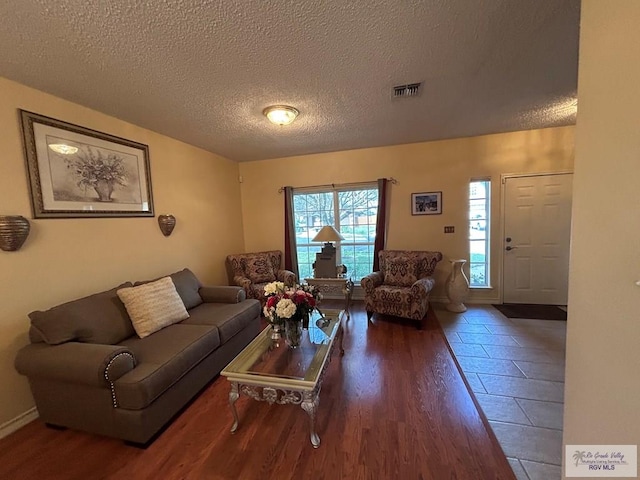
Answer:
[445, 259, 470, 312]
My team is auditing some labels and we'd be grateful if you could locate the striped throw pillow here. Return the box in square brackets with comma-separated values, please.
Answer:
[117, 277, 189, 339]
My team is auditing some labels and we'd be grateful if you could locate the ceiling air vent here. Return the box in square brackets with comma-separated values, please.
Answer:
[393, 82, 422, 98]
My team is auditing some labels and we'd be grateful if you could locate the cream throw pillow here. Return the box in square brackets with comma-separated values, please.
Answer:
[117, 277, 189, 339]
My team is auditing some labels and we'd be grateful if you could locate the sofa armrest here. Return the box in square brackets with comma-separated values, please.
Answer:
[276, 269, 297, 286]
[360, 271, 384, 294]
[199, 286, 246, 303]
[412, 277, 436, 295]
[15, 342, 135, 387]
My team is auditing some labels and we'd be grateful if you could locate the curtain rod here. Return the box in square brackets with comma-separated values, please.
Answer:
[278, 177, 397, 193]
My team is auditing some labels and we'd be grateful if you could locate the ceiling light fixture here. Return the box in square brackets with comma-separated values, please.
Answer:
[48, 144, 78, 155]
[263, 105, 299, 126]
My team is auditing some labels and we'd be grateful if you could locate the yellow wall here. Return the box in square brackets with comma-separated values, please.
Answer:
[0, 77, 244, 427]
[563, 1, 640, 474]
[239, 126, 575, 301]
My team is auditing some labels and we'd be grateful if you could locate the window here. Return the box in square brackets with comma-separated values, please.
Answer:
[293, 186, 379, 281]
[469, 179, 490, 287]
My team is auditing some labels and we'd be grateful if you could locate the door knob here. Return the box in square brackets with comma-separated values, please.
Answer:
[505, 246, 517, 251]
[506, 237, 512, 242]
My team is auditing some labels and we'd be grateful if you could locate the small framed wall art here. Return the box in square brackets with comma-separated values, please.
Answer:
[20, 110, 154, 218]
[411, 191, 442, 215]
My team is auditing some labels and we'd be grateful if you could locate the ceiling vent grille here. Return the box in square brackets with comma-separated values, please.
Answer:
[393, 82, 422, 98]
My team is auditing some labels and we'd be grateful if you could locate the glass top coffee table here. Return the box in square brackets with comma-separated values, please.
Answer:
[221, 308, 345, 448]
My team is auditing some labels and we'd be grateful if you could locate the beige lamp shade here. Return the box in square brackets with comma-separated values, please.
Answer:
[312, 225, 345, 243]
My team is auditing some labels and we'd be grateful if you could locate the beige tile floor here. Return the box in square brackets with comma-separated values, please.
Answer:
[434, 304, 566, 480]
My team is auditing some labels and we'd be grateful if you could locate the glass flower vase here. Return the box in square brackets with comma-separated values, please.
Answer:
[270, 323, 282, 340]
[284, 318, 302, 348]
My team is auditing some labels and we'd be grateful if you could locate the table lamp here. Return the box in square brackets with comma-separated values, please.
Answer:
[312, 225, 345, 278]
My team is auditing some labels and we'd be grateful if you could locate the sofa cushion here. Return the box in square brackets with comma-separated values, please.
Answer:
[241, 255, 276, 284]
[117, 277, 190, 339]
[115, 324, 220, 409]
[369, 285, 418, 319]
[168, 269, 204, 309]
[135, 268, 203, 310]
[384, 256, 418, 287]
[28, 282, 135, 345]
[181, 300, 261, 343]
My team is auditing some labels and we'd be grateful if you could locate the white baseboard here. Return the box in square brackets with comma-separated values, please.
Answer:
[0, 407, 38, 439]
[465, 297, 500, 305]
[330, 292, 499, 305]
[429, 295, 449, 304]
[430, 295, 500, 305]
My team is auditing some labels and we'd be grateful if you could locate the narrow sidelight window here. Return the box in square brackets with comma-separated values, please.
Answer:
[469, 179, 490, 287]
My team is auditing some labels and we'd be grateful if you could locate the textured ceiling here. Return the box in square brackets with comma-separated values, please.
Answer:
[0, 1, 580, 162]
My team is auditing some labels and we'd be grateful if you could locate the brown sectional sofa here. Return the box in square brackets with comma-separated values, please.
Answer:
[15, 268, 261, 445]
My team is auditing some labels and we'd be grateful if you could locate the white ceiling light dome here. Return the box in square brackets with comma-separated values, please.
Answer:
[263, 105, 299, 126]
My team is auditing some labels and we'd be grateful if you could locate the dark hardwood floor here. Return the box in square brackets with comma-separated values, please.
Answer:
[0, 301, 515, 480]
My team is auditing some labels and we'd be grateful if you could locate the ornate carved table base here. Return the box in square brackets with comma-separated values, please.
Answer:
[228, 384, 322, 448]
[223, 310, 344, 449]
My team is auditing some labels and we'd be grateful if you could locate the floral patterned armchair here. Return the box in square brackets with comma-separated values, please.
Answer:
[361, 250, 443, 328]
[225, 251, 297, 304]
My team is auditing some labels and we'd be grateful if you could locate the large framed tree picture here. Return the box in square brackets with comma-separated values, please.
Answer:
[20, 110, 154, 218]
